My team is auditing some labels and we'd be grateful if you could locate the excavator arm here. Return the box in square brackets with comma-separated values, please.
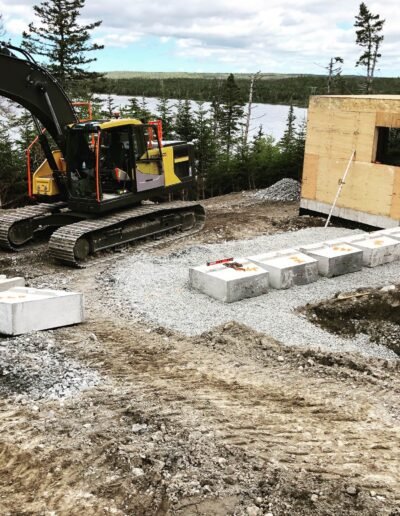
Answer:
[0, 42, 78, 154]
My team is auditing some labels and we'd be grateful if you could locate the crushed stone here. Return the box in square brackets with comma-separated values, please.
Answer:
[0, 331, 101, 401]
[250, 178, 301, 201]
[101, 227, 400, 360]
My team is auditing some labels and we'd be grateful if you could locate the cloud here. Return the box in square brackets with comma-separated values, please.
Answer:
[0, 0, 398, 74]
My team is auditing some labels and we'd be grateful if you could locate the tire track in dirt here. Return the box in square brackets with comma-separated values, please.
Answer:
[75, 320, 400, 505]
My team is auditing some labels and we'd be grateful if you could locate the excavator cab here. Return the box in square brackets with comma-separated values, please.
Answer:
[66, 120, 167, 207]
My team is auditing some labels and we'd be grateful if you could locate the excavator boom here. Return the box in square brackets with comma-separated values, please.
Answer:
[0, 42, 77, 152]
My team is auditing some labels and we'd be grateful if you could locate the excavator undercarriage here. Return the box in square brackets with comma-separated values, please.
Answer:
[0, 201, 205, 266]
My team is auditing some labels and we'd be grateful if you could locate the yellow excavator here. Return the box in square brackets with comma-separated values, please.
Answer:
[0, 42, 205, 266]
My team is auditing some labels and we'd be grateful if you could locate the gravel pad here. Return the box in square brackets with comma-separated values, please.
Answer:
[0, 332, 100, 401]
[107, 227, 400, 359]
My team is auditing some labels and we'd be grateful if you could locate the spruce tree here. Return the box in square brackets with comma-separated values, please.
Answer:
[279, 104, 296, 152]
[0, 120, 25, 207]
[193, 102, 217, 199]
[137, 96, 153, 122]
[354, 2, 385, 93]
[22, 0, 104, 92]
[156, 96, 174, 139]
[175, 99, 195, 141]
[101, 94, 117, 118]
[122, 97, 141, 119]
[219, 74, 245, 159]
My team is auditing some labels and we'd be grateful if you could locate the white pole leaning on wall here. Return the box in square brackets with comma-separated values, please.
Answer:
[324, 149, 356, 228]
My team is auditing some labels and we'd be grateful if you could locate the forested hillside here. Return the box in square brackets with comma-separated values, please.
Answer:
[94, 73, 400, 107]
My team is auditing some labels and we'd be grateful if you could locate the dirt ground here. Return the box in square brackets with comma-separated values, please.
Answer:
[0, 194, 399, 516]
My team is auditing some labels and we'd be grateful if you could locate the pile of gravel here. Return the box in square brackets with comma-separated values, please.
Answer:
[251, 178, 301, 201]
[0, 332, 100, 401]
[102, 227, 400, 360]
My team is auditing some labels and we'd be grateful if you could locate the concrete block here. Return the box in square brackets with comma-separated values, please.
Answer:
[370, 227, 400, 242]
[189, 258, 269, 303]
[299, 242, 363, 277]
[248, 249, 318, 289]
[338, 234, 400, 267]
[0, 287, 84, 336]
[0, 275, 25, 292]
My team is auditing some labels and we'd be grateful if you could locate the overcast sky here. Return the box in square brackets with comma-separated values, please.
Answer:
[0, 0, 399, 76]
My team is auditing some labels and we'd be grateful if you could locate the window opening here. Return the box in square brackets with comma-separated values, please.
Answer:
[375, 127, 400, 166]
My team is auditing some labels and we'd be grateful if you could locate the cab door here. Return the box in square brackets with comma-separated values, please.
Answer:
[135, 125, 165, 192]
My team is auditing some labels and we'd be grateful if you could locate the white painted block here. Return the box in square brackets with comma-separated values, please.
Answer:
[0, 275, 25, 292]
[0, 287, 84, 336]
[299, 242, 363, 277]
[189, 258, 269, 303]
[339, 234, 400, 267]
[248, 249, 318, 289]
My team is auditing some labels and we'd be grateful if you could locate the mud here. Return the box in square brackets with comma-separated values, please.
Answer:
[303, 285, 400, 356]
[0, 195, 399, 515]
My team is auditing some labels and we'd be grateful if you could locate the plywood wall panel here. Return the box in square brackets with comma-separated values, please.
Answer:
[301, 153, 319, 199]
[302, 96, 400, 223]
[390, 169, 400, 219]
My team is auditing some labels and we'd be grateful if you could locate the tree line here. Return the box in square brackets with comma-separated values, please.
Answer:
[93, 74, 400, 109]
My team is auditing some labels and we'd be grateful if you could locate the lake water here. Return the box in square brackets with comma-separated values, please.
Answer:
[103, 94, 307, 142]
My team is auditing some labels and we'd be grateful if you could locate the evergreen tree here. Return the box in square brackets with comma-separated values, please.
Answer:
[192, 102, 217, 199]
[122, 97, 141, 119]
[0, 120, 25, 207]
[354, 2, 385, 93]
[279, 104, 296, 152]
[219, 74, 245, 159]
[175, 99, 195, 141]
[137, 96, 153, 122]
[22, 0, 104, 92]
[101, 94, 117, 118]
[156, 96, 174, 139]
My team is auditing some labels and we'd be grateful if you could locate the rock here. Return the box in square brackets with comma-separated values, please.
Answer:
[132, 423, 148, 433]
[246, 505, 260, 516]
[380, 285, 395, 292]
[277, 356, 284, 362]
[131, 467, 144, 477]
[310, 494, 318, 502]
[346, 486, 357, 495]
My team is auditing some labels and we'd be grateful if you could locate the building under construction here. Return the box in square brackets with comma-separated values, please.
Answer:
[300, 95, 400, 228]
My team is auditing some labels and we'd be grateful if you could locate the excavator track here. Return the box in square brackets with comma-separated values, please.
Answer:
[49, 201, 205, 267]
[0, 202, 67, 251]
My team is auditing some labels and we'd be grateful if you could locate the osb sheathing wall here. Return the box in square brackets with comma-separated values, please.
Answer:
[301, 95, 400, 221]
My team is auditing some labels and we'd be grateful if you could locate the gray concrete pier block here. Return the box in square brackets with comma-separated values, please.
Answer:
[189, 258, 269, 303]
[0, 275, 25, 292]
[341, 234, 400, 267]
[0, 287, 85, 335]
[370, 227, 400, 242]
[299, 242, 363, 277]
[248, 249, 318, 289]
